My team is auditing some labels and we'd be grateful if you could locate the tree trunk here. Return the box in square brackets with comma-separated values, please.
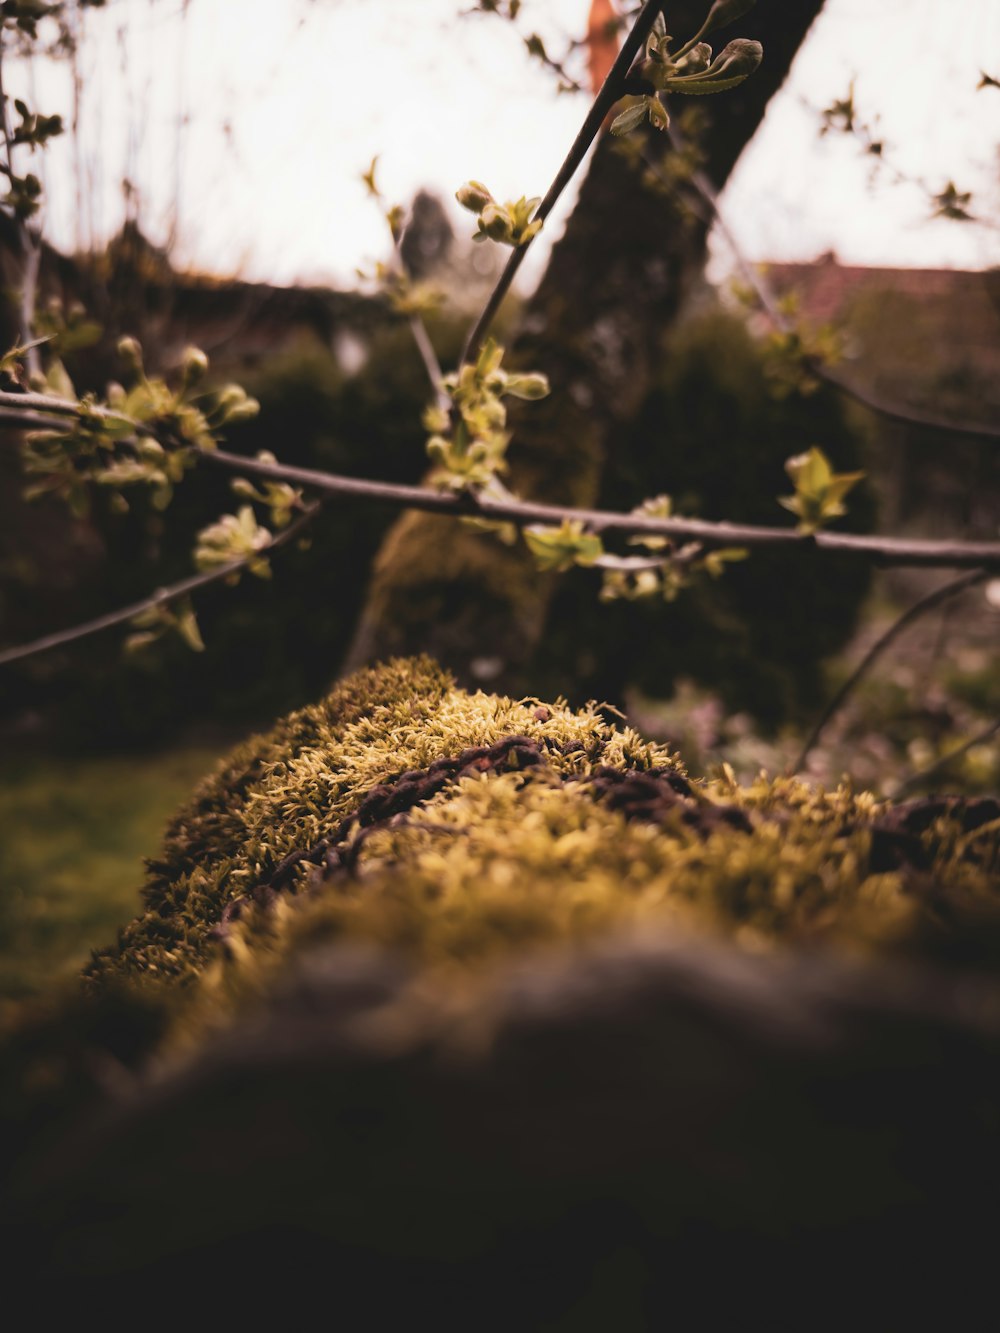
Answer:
[345, 0, 828, 688]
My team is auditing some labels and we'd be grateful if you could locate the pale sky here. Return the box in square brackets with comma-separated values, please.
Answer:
[10, 0, 1000, 290]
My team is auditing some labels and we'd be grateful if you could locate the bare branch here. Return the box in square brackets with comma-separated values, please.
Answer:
[201, 446, 1000, 570]
[0, 499, 322, 669]
[891, 717, 1000, 799]
[387, 237, 448, 412]
[407, 310, 448, 411]
[460, 0, 668, 366]
[790, 568, 990, 775]
[2, 389, 999, 568]
[663, 126, 1000, 445]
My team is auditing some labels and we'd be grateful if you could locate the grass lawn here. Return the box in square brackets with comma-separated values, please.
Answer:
[0, 744, 222, 1001]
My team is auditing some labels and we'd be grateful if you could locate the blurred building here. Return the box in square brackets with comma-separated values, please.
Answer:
[765, 253, 1000, 538]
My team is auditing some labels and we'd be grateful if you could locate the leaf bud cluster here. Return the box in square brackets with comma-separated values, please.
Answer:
[456, 180, 543, 248]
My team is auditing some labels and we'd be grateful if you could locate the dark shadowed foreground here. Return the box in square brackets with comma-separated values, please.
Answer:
[4, 658, 1000, 1322]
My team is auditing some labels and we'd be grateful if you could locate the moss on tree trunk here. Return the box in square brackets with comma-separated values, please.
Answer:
[346, 1, 830, 693]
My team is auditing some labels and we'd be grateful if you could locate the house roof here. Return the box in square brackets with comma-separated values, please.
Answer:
[762, 254, 1000, 415]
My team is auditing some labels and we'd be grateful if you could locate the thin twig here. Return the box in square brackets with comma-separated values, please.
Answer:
[806, 92, 1000, 235]
[459, 0, 667, 366]
[0, 22, 42, 380]
[891, 716, 1000, 799]
[0, 499, 322, 669]
[0, 406, 77, 431]
[663, 125, 1000, 444]
[406, 309, 448, 410]
[392, 254, 448, 411]
[0, 387, 127, 421]
[790, 568, 990, 775]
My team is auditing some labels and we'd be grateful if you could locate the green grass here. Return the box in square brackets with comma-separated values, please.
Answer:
[0, 745, 221, 1001]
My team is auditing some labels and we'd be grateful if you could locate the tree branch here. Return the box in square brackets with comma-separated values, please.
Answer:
[0, 499, 322, 669]
[2, 388, 1000, 568]
[200, 446, 1000, 569]
[891, 716, 1000, 799]
[459, 0, 667, 366]
[664, 126, 1000, 444]
[790, 568, 990, 775]
[0, 387, 127, 421]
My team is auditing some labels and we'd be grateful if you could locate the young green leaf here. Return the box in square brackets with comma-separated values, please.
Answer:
[610, 100, 649, 136]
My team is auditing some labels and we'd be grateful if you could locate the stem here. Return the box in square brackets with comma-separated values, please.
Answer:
[0, 500, 322, 669]
[790, 569, 989, 775]
[891, 717, 1000, 799]
[459, 0, 668, 366]
[388, 225, 448, 410]
[407, 310, 448, 410]
[662, 125, 1000, 444]
[0, 406, 78, 431]
[0, 388, 93, 417]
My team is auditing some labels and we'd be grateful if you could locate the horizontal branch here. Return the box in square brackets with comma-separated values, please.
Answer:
[0, 500, 323, 669]
[201, 447, 1000, 569]
[2, 389, 999, 569]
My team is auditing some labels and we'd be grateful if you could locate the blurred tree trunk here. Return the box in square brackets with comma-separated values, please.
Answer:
[345, 1, 827, 687]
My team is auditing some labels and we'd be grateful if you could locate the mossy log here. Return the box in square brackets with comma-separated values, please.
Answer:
[5, 658, 1000, 1317]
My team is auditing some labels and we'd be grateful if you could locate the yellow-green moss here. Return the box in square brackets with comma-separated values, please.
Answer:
[86, 655, 671, 991]
[85, 657, 1000, 1053]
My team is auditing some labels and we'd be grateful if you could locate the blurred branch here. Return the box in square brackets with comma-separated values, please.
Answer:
[0, 499, 322, 669]
[811, 85, 1000, 233]
[389, 234, 448, 412]
[460, 0, 668, 366]
[0, 24, 42, 380]
[0, 387, 127, 422]
[363, 161, 448, 409]
[892, 716, 1000, 799]
[790, 568, 990, 776]
[663, 125, 1000, 444]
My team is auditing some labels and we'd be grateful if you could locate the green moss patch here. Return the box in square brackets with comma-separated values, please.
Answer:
[67, 657, 997, 1057]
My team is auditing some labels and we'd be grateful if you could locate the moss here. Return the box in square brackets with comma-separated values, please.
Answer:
[71, 658, 998, 1057]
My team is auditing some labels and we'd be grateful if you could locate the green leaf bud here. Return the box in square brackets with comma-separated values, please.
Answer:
[136, 437, 166, 462]
[647, 96, 671, 132]
[116, 335, 144, 373]
[676, 42, 713, 74]
[478, 203, 513, 242]
[181, 345, 209, 384]
[456, 180, 494, 213]
[709, 37, 763, 78]
[504, 372, 550, 400]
